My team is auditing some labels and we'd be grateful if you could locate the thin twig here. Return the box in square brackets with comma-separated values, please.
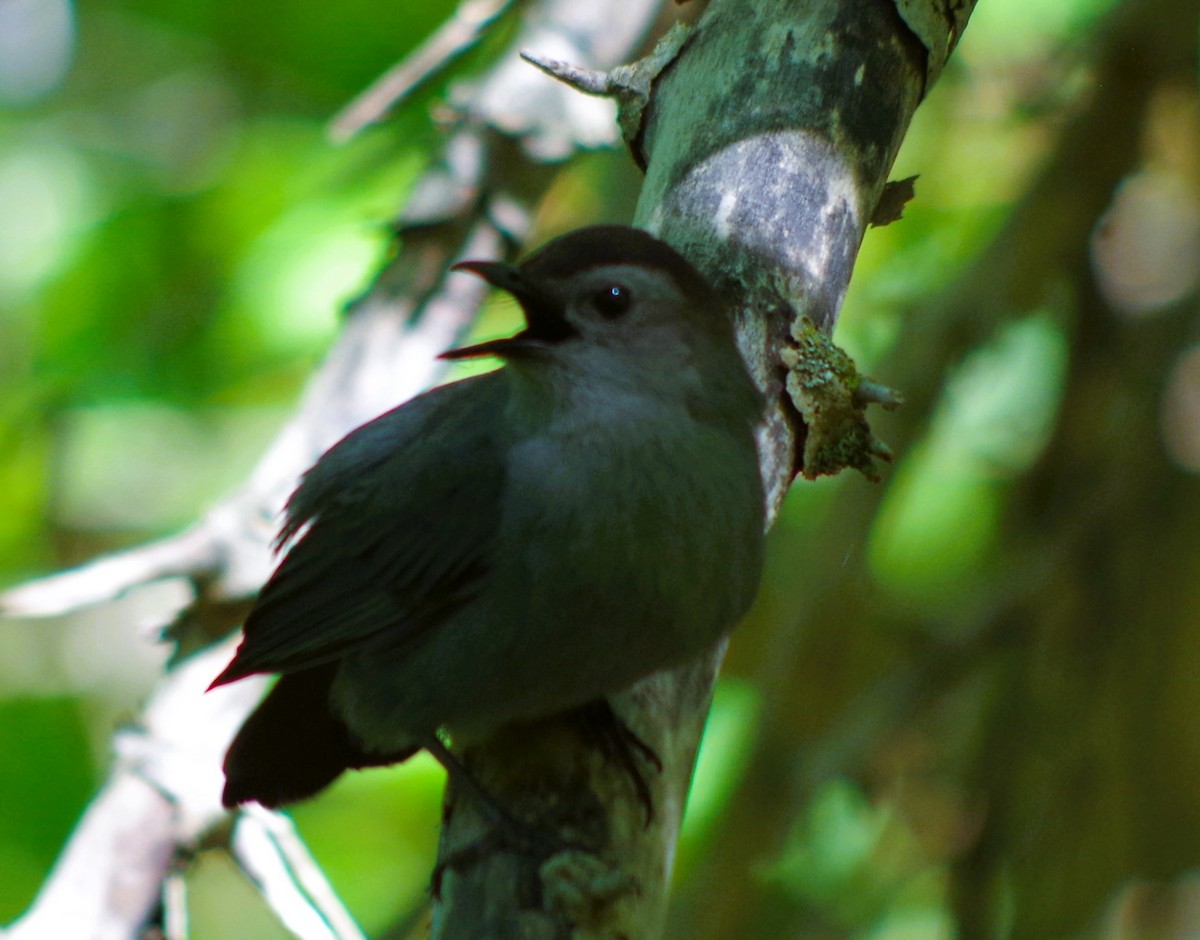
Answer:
[0, 527, 219, 618]
[329, 0, 515, 142]
[232, 805, 367, 940]
[519, 50, 611, 95]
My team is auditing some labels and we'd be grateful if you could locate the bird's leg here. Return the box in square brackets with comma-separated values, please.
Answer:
[424, 734, 515, 823]
[424, 734, 588, 897]
[575, 700, 663, 827]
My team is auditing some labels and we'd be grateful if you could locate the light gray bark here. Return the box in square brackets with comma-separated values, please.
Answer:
[433, 1, 973, 937]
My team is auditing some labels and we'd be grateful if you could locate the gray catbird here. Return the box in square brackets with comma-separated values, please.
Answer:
[210, 225, 766, 808]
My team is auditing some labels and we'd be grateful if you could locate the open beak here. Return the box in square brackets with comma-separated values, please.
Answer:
[441, 260, 575, 360]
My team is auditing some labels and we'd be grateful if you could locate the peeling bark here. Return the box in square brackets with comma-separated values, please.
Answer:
[434, 1, 966, 937]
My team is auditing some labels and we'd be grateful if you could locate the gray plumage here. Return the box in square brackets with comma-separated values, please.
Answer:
[211, 225, 766, 807]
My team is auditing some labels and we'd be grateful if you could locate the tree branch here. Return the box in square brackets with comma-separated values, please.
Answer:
[431, 0, 972, 935]
[2, 0, 665, 936]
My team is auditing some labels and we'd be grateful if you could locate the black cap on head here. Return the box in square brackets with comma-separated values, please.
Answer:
[444, 226, 716, 360]
[520, 225, 713, 304]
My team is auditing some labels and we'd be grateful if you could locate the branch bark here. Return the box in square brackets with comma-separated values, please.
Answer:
[432, 0, 973, 936]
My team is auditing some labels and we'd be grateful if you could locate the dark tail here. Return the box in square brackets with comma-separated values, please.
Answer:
[221, 665, 414, 808]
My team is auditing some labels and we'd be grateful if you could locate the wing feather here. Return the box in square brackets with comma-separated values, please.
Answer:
[212, 372, 508, 686]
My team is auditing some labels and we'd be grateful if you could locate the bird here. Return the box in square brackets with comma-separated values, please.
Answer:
[209, 224, 766, 810]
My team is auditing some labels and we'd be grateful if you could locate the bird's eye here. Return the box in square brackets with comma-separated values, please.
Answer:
[591, 284, 632, 319]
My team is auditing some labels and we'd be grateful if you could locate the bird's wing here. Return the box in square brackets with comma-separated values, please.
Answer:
[211, 372, 508, 686]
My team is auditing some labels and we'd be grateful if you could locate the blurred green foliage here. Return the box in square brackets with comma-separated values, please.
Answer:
[0, 0, 456, 929]
[0, 697, 95, 918]
[5, 0, 1200, 937]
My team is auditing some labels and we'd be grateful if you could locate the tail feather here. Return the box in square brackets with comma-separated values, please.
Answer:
[221, 665, 414, 808]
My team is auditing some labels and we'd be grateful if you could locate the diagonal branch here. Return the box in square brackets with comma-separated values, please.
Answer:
[430, 0, 973, 936]
[2, 0, 667, 936]
[329, 0, 517, 143]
